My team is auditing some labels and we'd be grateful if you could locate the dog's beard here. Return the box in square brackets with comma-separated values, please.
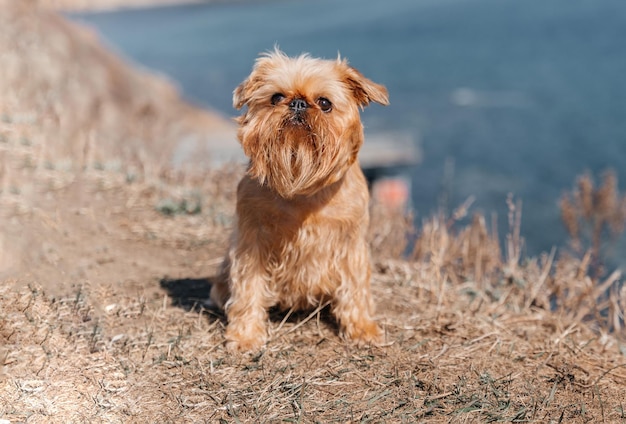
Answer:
[245, 116, 351, 198]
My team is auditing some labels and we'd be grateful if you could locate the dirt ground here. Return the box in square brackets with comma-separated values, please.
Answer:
[1, 2, 626, 423]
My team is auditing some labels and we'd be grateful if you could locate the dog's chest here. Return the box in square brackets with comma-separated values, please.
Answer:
[267, 218, 359, 308]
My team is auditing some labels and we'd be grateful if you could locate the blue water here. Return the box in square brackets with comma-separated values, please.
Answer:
[71, 0, 626, 257]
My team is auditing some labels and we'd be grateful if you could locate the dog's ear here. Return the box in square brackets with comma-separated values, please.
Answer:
[343, 67, 389, 108]
[234, 50, 281, 109]
[234, 66, 270, 109]
[233, 76, 258, 110]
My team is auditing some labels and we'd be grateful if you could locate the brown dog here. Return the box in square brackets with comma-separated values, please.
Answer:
[210, 49, 389, 352]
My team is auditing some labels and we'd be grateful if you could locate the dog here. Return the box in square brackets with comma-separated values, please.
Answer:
[210, 49, 389, 352]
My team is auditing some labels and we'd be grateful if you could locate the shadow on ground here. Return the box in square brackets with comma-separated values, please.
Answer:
[159, 276, 222, 316]
[159, 276, 340, 332]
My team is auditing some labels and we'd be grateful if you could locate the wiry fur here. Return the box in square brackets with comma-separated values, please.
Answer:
[211, 49, 389, 352]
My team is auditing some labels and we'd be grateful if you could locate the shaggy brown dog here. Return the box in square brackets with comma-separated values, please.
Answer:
[210, 49, 389, 352]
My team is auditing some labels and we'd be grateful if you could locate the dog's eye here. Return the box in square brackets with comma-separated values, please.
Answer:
[271, 93, 285, 105]
[317, 97, 332, 112]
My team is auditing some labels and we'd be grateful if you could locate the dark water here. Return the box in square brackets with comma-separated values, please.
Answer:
[71, 0, 626, 258]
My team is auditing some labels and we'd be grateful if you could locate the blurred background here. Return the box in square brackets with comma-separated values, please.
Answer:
[68, 0, 626, 259]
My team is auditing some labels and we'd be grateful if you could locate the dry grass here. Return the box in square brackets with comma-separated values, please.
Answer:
[1, 2, 626, 423]
[3, 159, 624, 422]
[2, 206, 626, 422]
[561, 170, 626, 276]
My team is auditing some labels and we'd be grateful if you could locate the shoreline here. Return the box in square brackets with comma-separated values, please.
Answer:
[39, 0, 210, 13]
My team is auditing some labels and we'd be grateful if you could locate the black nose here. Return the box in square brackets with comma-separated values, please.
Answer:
[289, 98, 308, 113]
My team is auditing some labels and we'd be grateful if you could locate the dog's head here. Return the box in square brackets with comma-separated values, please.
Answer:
[233, 49, 389, 198]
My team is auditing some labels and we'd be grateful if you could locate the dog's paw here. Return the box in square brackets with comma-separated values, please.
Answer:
[343, 319, 383, 346]
[224, 322, 267, 353]
[225, 336, 266, 353]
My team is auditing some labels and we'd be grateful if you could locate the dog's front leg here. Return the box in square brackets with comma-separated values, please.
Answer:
[223, 248, 273, 352]
[332, 243, 382, 345]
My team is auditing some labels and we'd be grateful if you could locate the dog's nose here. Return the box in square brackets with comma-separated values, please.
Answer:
[289, 98, 308, 113]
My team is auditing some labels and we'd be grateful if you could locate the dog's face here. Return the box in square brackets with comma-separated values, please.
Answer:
[233, 50, 389, 198]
